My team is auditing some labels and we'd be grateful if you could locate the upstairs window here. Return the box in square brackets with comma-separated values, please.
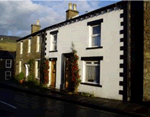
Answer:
[36, 36, 40, 52]
[87, 19, 103, 48]
[50, 30, 58, 52]
[91, 25, 101, 47]
[52, 34, 57, 50]
[5, 59, 12, 68]
[28, 39, 31, 53]
[20, 42, 23, 54]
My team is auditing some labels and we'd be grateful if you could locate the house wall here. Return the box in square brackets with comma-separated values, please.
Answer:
[45, 8, 124, 100]
[15, 35, 41, 79]
[144, 1, 150, 101]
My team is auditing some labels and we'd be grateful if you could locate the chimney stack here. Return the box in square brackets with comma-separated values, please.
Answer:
[31, 19, 41, 34]
[66, 3, 79, 20]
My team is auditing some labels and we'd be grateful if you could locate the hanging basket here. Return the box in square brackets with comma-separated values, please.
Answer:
[19, 79, 24, 84]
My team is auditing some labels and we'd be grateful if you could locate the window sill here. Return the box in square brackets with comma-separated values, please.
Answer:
[80, 82, 102, 87]
[86, 46, 103, 50]
[49, 50, 58, 53]
[35, 77, 40, 80]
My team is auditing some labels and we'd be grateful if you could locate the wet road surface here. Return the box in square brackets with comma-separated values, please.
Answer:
[0, 87, 132, 117]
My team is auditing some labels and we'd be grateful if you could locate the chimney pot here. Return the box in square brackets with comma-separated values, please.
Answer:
[36, 19, 39, 25]
[69, 2, 72, 10]
[73, 4, 77, 11]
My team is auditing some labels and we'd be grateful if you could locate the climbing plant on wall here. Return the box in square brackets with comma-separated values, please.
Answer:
[70, 42, 81, 92]
[27, 58, 35, 81]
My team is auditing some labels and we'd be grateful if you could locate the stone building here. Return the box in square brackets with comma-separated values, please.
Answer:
[15, 20, 45, 83]
[15, 1, 150, 102]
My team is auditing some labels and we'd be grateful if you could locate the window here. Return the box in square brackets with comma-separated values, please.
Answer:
[50, 30, 58, 51]
[87, 19, 103, 48]
[35, 60, 40, 79]
[5, 59, 12, 68]
[91, 25, 101, 47]
[20, 42, 23, 54]
[36, 36, 40, 52]
[52, 34, 57, 51]
[28, 39, 31, 53]
[5, 71, 11, 80]
[19, 61, 22, 73]
[84, 61, 100, 84]
[81, 56, 103, 86]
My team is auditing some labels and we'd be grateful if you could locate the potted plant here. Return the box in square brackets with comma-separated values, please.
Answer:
[18, 72, 25, 84]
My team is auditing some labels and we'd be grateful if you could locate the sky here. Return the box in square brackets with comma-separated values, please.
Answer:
[0, 0, 121, 37]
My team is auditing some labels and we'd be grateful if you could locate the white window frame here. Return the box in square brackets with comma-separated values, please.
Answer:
[28, 39, 31, 53]
[36, 36, 40, 52]
[5, 59, 12, 68]
[35, 59, 40, 79]
[19, 61, 22, 73]
[20, 42, 23, 54]
[50, 34, 57, 51]
[83, 61, 100, 84]
[5, 71, 11, 80]
[90, 24, 101, 47]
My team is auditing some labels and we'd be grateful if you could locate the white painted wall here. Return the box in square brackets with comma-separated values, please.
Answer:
[45, 9, 124, 100]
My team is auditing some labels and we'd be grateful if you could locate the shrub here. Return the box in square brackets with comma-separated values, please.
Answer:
[15, 72, 24, 81]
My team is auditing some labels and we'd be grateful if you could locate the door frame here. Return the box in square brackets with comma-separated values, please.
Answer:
[62, 53, 73, 90]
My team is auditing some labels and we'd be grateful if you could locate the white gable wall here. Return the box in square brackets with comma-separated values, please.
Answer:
[45, 9, 124, 100]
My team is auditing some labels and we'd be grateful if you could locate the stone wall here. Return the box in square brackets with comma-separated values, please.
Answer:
[143, 1, 150, 101]
[15, 35, 41, 77]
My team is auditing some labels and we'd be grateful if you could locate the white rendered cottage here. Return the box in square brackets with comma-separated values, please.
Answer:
[44, 2, 125, 100]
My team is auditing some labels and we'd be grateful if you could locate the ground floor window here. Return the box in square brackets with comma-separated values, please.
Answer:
[84, 61, 100, 84]
[35, 60, 40, 79]
[19, 61, 22, 73]
[5, 71, 11, 80]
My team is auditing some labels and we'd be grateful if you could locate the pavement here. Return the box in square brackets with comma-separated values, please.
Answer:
[0, 81, 150, 117]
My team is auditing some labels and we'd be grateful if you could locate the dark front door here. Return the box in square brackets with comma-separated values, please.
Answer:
[50, 60, 56, 88]
[64, 53, 73, 90]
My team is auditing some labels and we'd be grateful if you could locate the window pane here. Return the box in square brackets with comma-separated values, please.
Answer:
[38, 69, 40, 78]
[86, 62, 91, 64]
[37, 61, 40, 68]
[7, 60, 10, 64]
[95, 66, 100, 83]
[54, 44, 57, 50]
[86, 66, 95, 82]
[92, 35, 100, 46]
[6, 72, 10, 75]
[7, 63, 10, 67]
[54, 35, 57, 41]
[6, 76, 11, 79]
[93, 25, 100, 34]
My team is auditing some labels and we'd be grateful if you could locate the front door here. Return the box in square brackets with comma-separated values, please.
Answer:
[50, 60, 56, 88]
[64, 54, 73, 90]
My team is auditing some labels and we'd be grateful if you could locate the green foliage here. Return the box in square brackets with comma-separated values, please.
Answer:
[15, 72, 25, 81]
[78, 92, 95, 97]
[69, 42, 81, 92]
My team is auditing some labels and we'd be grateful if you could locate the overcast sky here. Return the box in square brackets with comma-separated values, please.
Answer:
[0, 0, 121, 37]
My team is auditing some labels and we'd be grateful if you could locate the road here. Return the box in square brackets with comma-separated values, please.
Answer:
[0, 87, 132, 117]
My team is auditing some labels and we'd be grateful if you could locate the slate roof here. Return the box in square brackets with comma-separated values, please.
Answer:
[0, 51, 16, 59]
